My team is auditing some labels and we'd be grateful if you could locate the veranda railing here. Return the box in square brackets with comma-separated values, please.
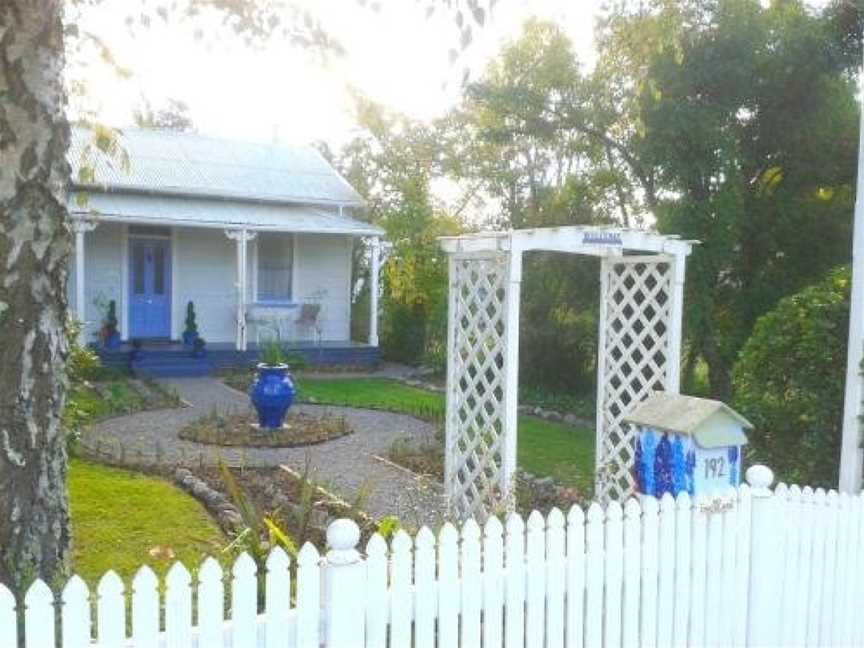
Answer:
[2, 464, 863, 647]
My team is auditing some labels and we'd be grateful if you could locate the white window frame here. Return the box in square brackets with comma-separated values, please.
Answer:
[252, 232, 297, 304]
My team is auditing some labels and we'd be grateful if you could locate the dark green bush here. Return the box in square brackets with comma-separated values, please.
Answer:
[732, 266, 850, 488]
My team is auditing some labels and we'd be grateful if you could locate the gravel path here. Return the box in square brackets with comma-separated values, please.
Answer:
[85, 377, 446, 528]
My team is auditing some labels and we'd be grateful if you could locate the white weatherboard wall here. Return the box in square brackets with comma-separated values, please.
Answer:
[173, 227, 237, 343]
[70, 224, 354, 344]
[69, 222, 124, 344]
[7, 466, 864, 648]
[293, 233, 353, 341]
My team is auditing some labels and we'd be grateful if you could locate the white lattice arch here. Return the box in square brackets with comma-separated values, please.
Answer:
[440, 227, 694, 517]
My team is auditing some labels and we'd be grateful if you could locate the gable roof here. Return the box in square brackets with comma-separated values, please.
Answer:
[624, 393, 751, 448]
[68, 127, 364, 207]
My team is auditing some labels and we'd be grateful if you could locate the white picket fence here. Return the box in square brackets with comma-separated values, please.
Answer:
[3, 464, 864, 647]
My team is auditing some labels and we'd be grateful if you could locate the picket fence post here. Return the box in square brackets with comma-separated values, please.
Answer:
[323, 519, 366, 648]
[745, 464, 779, 647]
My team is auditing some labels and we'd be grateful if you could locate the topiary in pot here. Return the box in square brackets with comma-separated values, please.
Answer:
[100, 299, 121, 349]
[183, 301, 199, 346]
[130, 338, 144, 362]
[191, 336, 207, 359]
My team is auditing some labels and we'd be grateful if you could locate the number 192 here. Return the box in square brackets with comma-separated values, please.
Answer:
[704, 457, 726, 479]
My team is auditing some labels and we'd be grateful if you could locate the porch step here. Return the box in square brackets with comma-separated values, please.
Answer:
[97, 343, 381, 375]
[131, 358, 215, 378]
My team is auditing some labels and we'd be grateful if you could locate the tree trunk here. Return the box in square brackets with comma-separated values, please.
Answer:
[0, 0, 72, 592]
[702, 334, 733, 402]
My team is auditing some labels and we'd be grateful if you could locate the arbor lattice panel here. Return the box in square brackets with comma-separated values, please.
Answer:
[597, 256, 675, 501]
[445, 254, 509, 518]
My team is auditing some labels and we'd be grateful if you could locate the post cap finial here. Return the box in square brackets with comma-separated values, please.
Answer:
[326, 519, 361, 564]
[745, 464, 774, 490]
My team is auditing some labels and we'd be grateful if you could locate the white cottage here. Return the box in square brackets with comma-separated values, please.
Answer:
[67, 127, 383, 374]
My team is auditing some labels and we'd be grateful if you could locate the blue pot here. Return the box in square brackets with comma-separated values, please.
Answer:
[105, 331, 121, 349]
[182, 331, 197, 346]
[192, 347, 206, 359]
[250, 363, 295, 430]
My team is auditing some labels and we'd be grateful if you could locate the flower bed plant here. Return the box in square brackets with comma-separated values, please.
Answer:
[178, 409, 351, 447]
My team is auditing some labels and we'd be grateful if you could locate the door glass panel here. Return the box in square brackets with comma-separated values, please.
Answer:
[154, 245, 165, 295]
[133, 246, 145, 294]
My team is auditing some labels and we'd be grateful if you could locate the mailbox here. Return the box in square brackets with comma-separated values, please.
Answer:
[624, 392, 752, 498]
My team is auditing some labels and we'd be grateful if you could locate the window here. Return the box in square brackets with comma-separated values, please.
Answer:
[257, 233, 293, 302]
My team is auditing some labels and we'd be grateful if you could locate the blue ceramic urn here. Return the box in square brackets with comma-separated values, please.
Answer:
[250, 363, 295, 430]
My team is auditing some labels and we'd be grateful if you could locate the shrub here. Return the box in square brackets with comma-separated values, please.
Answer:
[732, 266, 850, 488]
[67, 325, 101, 382]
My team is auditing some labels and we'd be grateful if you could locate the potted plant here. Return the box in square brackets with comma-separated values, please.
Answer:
[249, 341, 295, 430]
[182, 301, 198, 346]
[130, 338, 144, 362]
[192, 337, 207, 359]
[98, 299, 121, 349]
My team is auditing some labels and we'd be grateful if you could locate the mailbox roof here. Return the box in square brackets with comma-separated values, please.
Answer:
[624, 393, 752, 448]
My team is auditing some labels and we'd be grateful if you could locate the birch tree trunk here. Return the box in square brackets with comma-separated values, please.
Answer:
[0, 0, 72, 591]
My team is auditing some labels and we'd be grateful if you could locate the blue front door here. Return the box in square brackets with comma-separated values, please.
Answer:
[129, 238, 171, 339]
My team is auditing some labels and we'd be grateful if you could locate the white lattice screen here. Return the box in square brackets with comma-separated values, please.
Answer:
[596, 256, 676, 501]
[441, 227, 690, 516]
[444, 254, 510, 519]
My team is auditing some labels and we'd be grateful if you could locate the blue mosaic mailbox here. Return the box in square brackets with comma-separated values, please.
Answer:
[624, 393, 752, 498]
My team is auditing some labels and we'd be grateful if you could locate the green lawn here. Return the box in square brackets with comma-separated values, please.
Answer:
[298, 377, 445, 420]
[69, 459, 224, 584]
[295, 377, 595, 493]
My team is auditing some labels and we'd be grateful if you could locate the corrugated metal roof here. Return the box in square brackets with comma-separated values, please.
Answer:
[623, 393, 752, 448]
[69, 192, 383, 236]
[68, 127, 364, 206]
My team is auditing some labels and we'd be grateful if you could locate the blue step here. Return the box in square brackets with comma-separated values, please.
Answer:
[97, 343, 381, 375]
[132, 359, 214, 378]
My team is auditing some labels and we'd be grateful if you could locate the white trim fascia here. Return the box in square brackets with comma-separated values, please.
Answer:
[69, 209, 383, 237]
[70, 183, 365, 210]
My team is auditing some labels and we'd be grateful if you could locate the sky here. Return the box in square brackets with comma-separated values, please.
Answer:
[74, 0, 605, 148]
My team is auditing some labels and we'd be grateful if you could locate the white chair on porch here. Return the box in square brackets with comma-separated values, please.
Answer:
[294, 303, 322, 345]
[246, 306, 291, 346]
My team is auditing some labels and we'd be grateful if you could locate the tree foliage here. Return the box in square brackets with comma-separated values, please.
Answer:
[445, 2, 860, 398]
[630, 0, 859, 398]
[133, 98, 195, 132]
[733, 267, 851, 488]
[321, 97, 461, 367]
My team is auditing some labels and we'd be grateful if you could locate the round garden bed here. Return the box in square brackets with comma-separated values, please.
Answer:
[178, 410, 352, 448]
